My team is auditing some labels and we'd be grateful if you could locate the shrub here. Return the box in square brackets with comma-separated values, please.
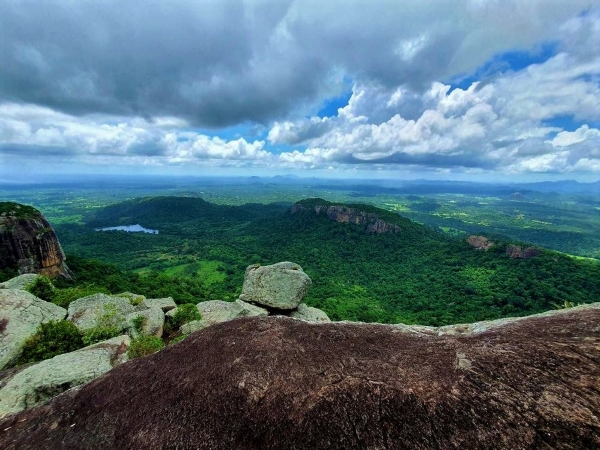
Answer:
[16, 320, 84, 365]
[82, 304, 123, 346]
[116, 292, 145, 306]
[131, 315, 146, 333]
[127, 335, 164, 359]
[168, 303, 201, 329]
[26, 276, 56, 302]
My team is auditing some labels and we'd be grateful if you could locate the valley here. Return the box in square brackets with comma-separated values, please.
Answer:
[2, 176, 599, 327]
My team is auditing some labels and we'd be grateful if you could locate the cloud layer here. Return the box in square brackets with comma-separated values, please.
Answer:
[1, 0, 599, 178]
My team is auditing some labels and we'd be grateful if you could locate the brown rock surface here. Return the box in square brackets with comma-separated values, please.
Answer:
[291, 203, 401, 234]
[466, 235, 494, 250]
[0, 203, 71, 278]
[506, 244, 542, 259]
[1, 306, 599, 449]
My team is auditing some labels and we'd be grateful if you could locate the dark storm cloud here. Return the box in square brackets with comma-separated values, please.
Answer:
[1, 0, 591, 128]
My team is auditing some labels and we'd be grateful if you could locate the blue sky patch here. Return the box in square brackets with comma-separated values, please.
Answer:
[449, 41, 558, 92]
[317, 89, 353, 118]
[543, 115, 599, 132]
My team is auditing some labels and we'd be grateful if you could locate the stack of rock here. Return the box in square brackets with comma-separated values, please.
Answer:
[182, 262, 330, 334]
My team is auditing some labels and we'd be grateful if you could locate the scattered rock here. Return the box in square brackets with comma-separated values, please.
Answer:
[126, 308, 165, 338]
[289, 304, 330, 323]
[0, 290, 67, 370]
[0, 274, 41, 290]
[0, 202, 72, 278]
[466, 235, 494, 250]
[142, 297, 177, 312]
[67, 294, 136, 332]
[2, 305, 599, 448]
[239, 262, 311, 310]
[181, 300, 268, 334]
[0, 335, 130, 419]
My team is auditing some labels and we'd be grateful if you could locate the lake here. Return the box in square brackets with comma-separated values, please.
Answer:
[95, 224, 158, 234]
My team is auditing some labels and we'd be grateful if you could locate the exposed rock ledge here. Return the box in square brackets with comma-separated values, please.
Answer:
[1, 304, 598, 449]
[291, 203, 402, 234]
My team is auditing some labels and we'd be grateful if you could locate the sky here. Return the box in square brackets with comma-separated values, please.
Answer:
[1, 0, 600, 182]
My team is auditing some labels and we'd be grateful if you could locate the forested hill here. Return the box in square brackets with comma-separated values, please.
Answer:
[51, 196, 600, 326]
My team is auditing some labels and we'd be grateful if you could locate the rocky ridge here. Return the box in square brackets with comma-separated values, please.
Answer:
[1, 303, 598, 449]
[291, 203, 402, 234]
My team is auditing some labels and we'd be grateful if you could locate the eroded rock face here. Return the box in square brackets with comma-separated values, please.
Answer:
[239, 262, 311, 310]
[467, 235, 494, 250]
[0, 202, 71, 278]
[0, 290, 67, 370]
[506, 244, 542, 259]
[1, 305, 598, 449]
[0, 335, 130, 419]
[291, 204, 402, 234]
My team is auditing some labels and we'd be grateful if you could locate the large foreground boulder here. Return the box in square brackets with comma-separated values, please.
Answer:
[0, 335, 130, 419]
[0, 290, 67, 370]
[1, 304, 599, 449]
[239, 261, 311, 310]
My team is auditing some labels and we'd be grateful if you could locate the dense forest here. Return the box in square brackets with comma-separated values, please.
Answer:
[8, 196, 600, 326]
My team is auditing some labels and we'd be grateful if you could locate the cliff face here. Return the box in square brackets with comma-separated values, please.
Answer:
[291, 203, 402, 234]
[1, 305, 599, 449]
[506, 244, 542, 259]
[0, 203, 71, 278]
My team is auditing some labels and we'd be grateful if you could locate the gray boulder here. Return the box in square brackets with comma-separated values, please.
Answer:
[142, 297, 177, 312]
[0, 274, 40, 290]
[181, 300, 268, 334]
[116, 292, 146, 305]
[290, 304, 331, 323]
[238, 262, 311, 310]
[67, 294, 135, 332]
[0, 289, 67, 370]
[0, 335, 130, 419]
[126, 308, 165, 338]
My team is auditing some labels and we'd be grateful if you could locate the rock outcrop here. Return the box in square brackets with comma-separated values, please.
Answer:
[126, 308, 165, 338]
[239, 262, 312, 310]
[1, 305, 598, 449]
[67, 294, 136, 332]
[0, 274, 40, 290]
[181, 299, 268, 334]
[506, 244, 542, 259]
[142, 297, 177, 312]
[0, 335, 130, 419]
[0, 202, 71, 278]
[291, 203, 402, 234]
[0, 290, 67, 370]
[289, 303, 331, 323]
[466, 235, 494, 250]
